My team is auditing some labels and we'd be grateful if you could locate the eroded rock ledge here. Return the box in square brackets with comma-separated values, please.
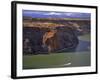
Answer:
[23, 26, 79, 54]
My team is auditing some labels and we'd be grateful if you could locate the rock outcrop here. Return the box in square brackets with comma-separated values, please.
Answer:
[23, 26, 79, 54]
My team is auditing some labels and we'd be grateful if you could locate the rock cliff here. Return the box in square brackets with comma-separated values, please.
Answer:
[23, 26, 79, 54]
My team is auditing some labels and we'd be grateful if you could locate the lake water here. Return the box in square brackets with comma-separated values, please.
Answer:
[23, 33, 91, 69]
[76, 34, 90, 52]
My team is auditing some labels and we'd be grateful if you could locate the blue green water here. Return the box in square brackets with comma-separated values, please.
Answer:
[23, 34, 91, 69]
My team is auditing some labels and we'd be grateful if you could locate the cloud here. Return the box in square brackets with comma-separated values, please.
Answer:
[44, 12, 75, 16]
[23, 10, 74, 17]
[64, 13, 73, 16]
[44, 12, 62, 15]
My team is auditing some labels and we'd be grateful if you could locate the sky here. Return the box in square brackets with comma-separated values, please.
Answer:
[23, 10, 91, 19]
